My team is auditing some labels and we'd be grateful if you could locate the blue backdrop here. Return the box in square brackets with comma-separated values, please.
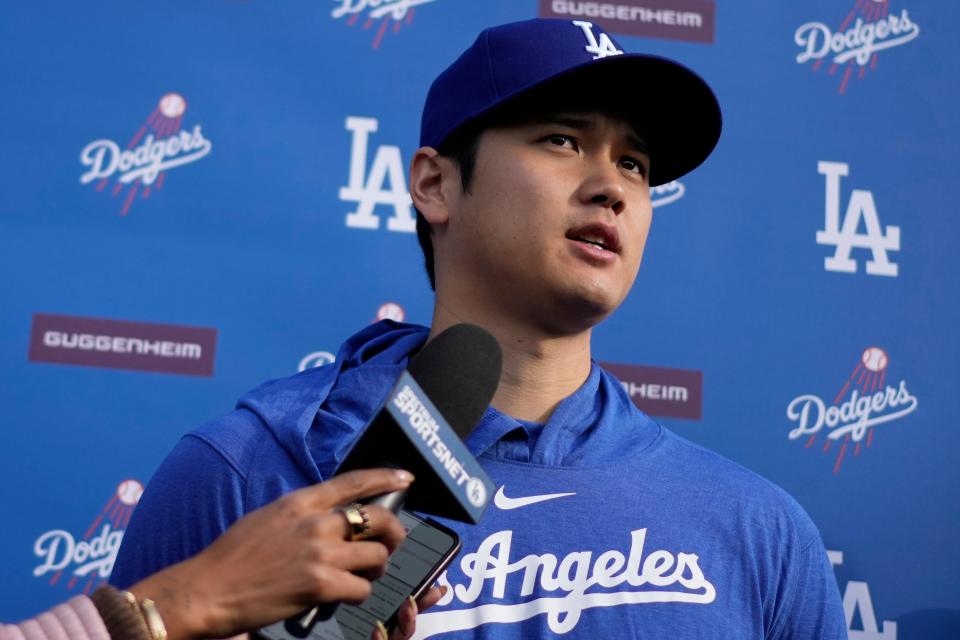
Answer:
[1, 1, 957, 638]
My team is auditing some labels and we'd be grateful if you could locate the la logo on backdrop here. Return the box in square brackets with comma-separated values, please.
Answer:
[79, 93, 212, 216]
[816, 161, 900, 278]
[331, 0, 440, 49]
[794, 0, 920, 94]
[785, 346, 918, 474]
[827, 549, 898, 639]
[32, 480, 143, 594]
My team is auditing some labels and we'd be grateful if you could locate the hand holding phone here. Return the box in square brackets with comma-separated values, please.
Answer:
[255, 511, 459, 640]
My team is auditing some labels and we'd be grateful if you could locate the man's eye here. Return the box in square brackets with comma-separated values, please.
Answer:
[544, 134, 576, 149]
[619, 157, 647, 176]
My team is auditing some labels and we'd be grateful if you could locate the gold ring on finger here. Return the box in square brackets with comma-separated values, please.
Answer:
[336, 503, 370, 541]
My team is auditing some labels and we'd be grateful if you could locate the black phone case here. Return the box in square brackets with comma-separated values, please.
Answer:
[251, 514, 461, 640]
[384, 515, 461, 632]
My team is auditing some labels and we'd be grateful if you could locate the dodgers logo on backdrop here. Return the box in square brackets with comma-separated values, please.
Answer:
[816, 161, 900, 277]
[341, 117, 687, 236]
[376, 301, 406, 322]
[330, 0, 439, 49]
[794, 1, 920, 94]
[33, 480, 142, 595]
[298, 351, 336, 372]
[786, 347, 918, 474]
[79, 93, 212, 216]
[828, 549, 897, 639]
[650, 180, 685, 207]
[412, 488, 716, 638]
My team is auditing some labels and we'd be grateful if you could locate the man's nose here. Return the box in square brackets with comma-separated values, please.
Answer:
[577, 161, 626, 215]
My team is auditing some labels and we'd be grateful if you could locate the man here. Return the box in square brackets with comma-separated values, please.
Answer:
[113, 18, 847, 639]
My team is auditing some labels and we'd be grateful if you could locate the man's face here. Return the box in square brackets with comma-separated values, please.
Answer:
[435, 111, 653, 333]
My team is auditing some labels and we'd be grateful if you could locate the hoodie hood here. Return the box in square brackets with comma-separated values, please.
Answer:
[236, 320, 427, 482]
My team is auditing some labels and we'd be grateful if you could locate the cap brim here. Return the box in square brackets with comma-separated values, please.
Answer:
[600, 54, 722, 186]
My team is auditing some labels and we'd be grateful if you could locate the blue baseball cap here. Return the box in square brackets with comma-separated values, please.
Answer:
[420, 18, 721, 187]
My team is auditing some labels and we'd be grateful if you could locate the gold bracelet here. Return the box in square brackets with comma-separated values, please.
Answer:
[90, 586, 152, 640]
[138, 598, 169, 640]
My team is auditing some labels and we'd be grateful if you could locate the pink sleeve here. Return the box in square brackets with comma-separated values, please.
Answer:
[0, 596, 111, 640]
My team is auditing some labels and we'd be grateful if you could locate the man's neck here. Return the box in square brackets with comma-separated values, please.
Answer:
[427, 301, 593, 423]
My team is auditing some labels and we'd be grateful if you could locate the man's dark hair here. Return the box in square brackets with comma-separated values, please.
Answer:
[415, 123, 484, 291]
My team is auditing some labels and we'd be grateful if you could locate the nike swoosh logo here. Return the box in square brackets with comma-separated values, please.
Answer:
[493, 486, 576, 510]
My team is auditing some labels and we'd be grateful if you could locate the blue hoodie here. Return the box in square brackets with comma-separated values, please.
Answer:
[111, 321, 846, 639]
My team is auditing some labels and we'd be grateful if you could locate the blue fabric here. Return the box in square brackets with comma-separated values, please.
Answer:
[111, 321, 846, 639]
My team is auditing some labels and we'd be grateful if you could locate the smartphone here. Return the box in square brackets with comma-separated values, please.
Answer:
[255, 510, 460, 640]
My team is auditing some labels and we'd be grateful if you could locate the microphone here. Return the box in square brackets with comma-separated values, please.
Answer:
[284, 323, 502, 637]
[337, 323, 502, 520]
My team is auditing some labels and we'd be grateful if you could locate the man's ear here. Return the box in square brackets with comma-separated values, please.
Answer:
[410, 147, 451, 227]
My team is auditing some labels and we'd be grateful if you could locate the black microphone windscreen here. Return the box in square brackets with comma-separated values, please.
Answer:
[407, 324, 502, 440]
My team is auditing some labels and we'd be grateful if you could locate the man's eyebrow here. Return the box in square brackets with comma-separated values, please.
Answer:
[537, 114, 649, 156]
[624, 133, 649, 156]
[540, 113, 595, 130]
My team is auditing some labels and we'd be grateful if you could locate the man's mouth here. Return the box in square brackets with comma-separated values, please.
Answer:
[572, 234, 611, 250]
[566, 224, 621, 254]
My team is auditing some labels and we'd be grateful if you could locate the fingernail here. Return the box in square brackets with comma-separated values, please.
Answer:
[439, 585, 448, 596]
[408, 595, 417, 612]
[395, 470, 415, 484]
[376, 620, 389, 640]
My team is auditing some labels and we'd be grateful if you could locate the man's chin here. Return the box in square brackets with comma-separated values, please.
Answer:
[543, 286, 622, 333]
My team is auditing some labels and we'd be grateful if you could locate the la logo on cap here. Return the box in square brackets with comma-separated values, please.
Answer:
[572, 20, 623, 59]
